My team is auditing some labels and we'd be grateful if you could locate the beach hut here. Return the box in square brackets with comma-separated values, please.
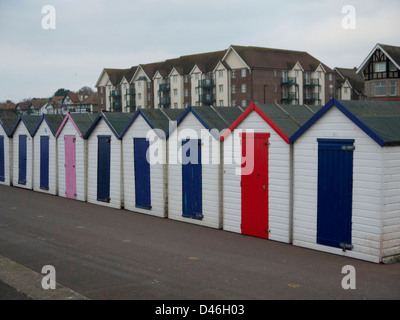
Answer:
[220, 102, 321, 243]
[55, 113, 96, 202]
[10, 115, 41, 190]
[120, 108, 183, 218]
[83, 112, 133, 209]
[32, 114, 64, 195]
[167, 105, 243, 229]
[0, 110, 19, 186]
[290, 98, 400, 263]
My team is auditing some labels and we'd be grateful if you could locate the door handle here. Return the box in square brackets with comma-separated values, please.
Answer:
[263, 185, 266, 190]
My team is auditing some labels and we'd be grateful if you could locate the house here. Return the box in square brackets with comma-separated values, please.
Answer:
[335, 67, 365, 100]
[220, 102, 321, 243]
[290, 98, 400, 263]
[0, 110, 19, 185]
[0, 100, 16, 110]
[357, 43, 400, 101]
[95, 45, 336, 111]
[56, 113, 96, 202]
[10, 115, 41, 190]
[83, 112, 134, 209]
[120, 108, 184, 218]
[167, 105, 243, 229]
[32, 114, 64, 195]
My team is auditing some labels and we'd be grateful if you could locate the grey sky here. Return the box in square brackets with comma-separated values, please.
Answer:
[0, 0, 399, 102]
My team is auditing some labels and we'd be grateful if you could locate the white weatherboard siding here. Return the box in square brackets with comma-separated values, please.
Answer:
[33, 122, 57, 195]
[0, 128, 12, 186]
[168, 112, 222, 229]
[57, 120, 87, 202]
[123, 115, 167, 218]
[382, 146, 400, 262]
[87, 119, 122, 209]
[223, 111, 292, 243]
[293, 106, 388, 263]
[12, 125, 33, 190]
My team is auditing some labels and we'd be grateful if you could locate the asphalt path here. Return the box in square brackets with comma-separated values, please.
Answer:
[0, 185, 399, 301]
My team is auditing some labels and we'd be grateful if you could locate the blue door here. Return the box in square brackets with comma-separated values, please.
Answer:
[18, 135, 27, 185]
[134, 138, 151, 209]
[317, 139, 354, 250]
[182, 139, 202, 220]
[97, 136, 111, 202]
[40, 136, 50, 190]
[0, 136, 5, 182]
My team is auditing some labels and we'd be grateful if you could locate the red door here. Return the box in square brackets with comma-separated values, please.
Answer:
[241, 133, 270, 239]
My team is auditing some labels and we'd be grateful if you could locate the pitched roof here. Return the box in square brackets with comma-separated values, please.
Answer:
[335, 67, 365, 94]
[0, 109, 19, 136]
[11, 115, 42, 136]
[229, 45, 334, 72]
[55, 113, 97, 138]
[105, 68, 130, 86]
[0, 100, 16, 110]
[220, 102, 321, 143]
[171, 105, 244, 140]
[83, 112, 134, 139]
[33, 114, 65, 136]
[357, 43, 400, 74]
[290, 99, 400, 147]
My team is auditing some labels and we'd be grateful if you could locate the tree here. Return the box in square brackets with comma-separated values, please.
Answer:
[54, 88, 70, 97]
[78, 86, 94, 95]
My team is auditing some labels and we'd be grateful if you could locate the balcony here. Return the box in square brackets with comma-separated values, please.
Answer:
[110, 90, 121, 97]
[110, 101, 122, 111]
[126, 88, 136, 96]
[281, 77, 297, 86]
[281, 92, 298, 102]
[304, 78, 320, 87]
[304, 93, 321, 104]
[197, 79, 215, 89]
[159, 96, 171, 107]
[198, 93, 216, 104]
[159, 83, 171, 92]
[126, 100, 136, 110]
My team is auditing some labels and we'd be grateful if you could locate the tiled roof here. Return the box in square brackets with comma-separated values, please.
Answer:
[335, 67, 365, 94]
[379, 43, 400, 66]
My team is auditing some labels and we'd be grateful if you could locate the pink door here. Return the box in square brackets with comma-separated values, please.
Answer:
[64, 135, 77, 200]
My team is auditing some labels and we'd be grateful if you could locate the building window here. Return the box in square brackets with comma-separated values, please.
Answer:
[329, 85, 334, 99]
[218, 70, 223, 78]
[184, 75, 189, 83]
[219, 100, 224, 106]
[329, 74, 333, 81]
[195, 73, 200, 81]
[295, 71, 299, 78]
[305, 72, 311, 84]
[241, 69, 247, 78]
[100, 98, 104, 104]
[138, 93, 142, 100]
[173, 75, 178, 83]
[147, 82, 151, 89]
[137, 81, 142, 87]
[241, 84, 247, 93]
[100, 87, 104, 93]
[232, 85, 236, 94]
[184, 89, 189, 97]
[241, 100, 247, 108]
[174, 89, 178, 96]
[375, 81, 386, 96]
[317, 71, 321, 79]
[274, 84, 277, 93]
[389, 61, 397, 72]
[390, 81, 396, 96]
[344, 87, 348, 94]
[375, 62, 386, 73]
[274, 70, 277, 77]
[219, 85, 223, 92]
[174, 103, 178, 109]
[147, 94, 151, 101]
[232, 70, 236, 79]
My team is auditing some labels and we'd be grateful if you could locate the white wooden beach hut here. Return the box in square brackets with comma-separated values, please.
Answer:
[0, 110, 19, 186]
[220, 102, 321, 243]
[10, 115, 41, 190]
[290, 99, 400, 263]
[120, 108, 183, 218]
[83, 112, 133, 209]
[32, 114, 64, 195]
[167, 105, 243, 229]
[55, 113, 96, 202]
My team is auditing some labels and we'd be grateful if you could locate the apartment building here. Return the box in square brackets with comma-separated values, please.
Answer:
[335, 67, 365, 100]
[357, 43, 400, 101]
[95, 45, 337, 112]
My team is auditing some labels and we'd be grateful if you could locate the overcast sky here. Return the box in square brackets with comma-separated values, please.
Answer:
[0, 0, 399, 102]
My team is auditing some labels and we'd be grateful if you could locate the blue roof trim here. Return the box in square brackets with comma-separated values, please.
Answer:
[9, 115, 35, 137]
[0, 121, 11, 137]
[83, 113, 121, 139]
[119, 110, 142, 138]
[289, 98, 386, 147]
[166, 105, 219, 140]
[32, 114, 56, 137]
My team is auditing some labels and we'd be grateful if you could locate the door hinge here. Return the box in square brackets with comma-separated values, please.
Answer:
[341, 146, 355, 151]
[340, 243, 353, 251]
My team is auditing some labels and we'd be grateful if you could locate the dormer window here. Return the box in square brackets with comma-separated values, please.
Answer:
[374, 62, 386, 73]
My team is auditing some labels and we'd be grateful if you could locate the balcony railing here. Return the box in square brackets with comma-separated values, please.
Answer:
[198, 93, 216, 104]
[110, 90, 121, 97]
[159, 96, 171, 106]
[110, 101, 121, 111]
[281, 92, 298, 102]
[126, 88, 136, 96]
[126, 100, 136, 109]
[304, 78, 320, 87]
[304, 93, 321, 104]
[159, 83, 171, 92]
[197, 79, 215, 88]
[281, 77, 297, 86]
